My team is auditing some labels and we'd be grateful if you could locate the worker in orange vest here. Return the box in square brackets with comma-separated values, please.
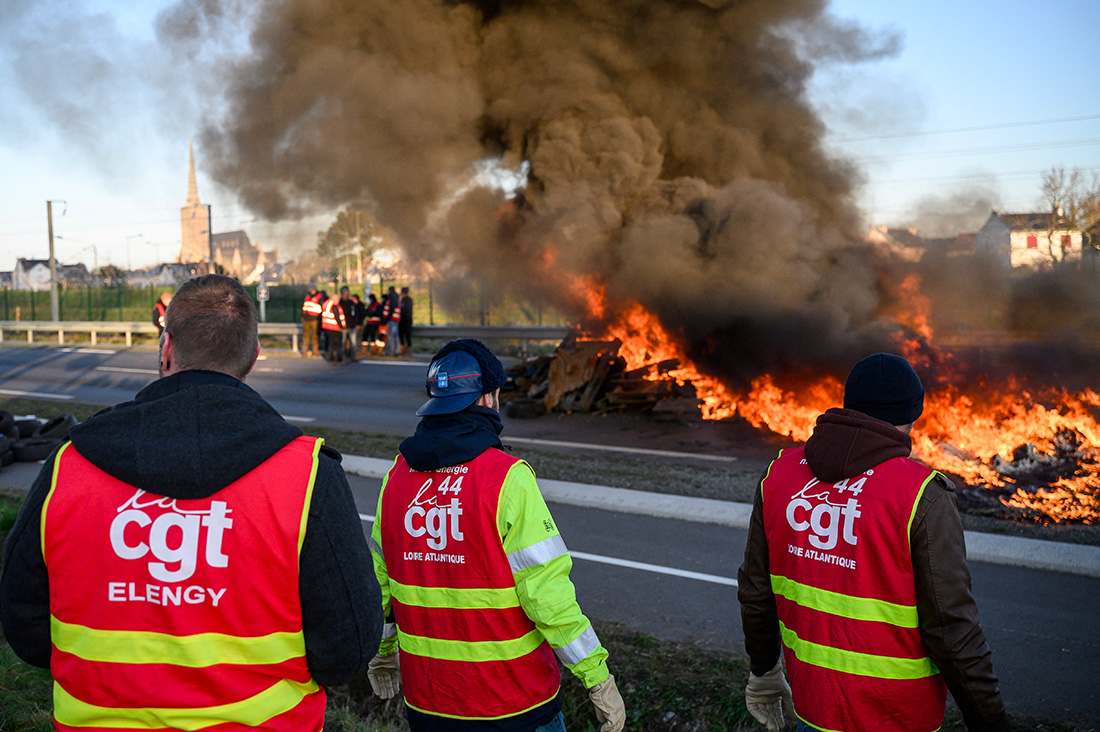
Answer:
[0, 274, 382, 731]
[320, 290, 348, 364]
[300, 285, 324, 356]
[153, 291, 172, 336]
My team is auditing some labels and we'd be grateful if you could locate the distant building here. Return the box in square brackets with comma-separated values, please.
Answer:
[923, 233, 977, 259]
[178, 143, 277, 280]
[866, 226, 927, 262]
[12, 259, 90, 291]
[976, 210, 1084, 268]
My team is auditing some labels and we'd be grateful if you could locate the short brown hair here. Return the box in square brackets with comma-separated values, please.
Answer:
[165, 274, 258, 378]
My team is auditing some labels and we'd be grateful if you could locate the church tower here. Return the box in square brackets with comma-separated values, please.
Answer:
[179, 141, 210, 263]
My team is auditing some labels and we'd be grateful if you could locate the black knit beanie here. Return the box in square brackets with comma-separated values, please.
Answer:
[843, 353, 925, 425]
[429, 339, 506, 396]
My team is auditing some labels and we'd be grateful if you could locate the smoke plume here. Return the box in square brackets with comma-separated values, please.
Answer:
[203, 0, 905, 377]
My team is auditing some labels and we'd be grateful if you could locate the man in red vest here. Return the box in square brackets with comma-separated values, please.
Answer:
[737, 353, 1009, 732]
[367, 339, 626, 732]
[0, 274, 382, 731]
[321, 290, 348, 364]
[153, 291, 173, 335]
[300, 284, 324, 357]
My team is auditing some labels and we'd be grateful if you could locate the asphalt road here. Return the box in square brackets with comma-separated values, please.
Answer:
[2, 344, 1099, 725]
[0, 344, 777, 460]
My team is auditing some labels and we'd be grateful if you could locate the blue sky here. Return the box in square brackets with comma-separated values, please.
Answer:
[1, 0, 1097, 273]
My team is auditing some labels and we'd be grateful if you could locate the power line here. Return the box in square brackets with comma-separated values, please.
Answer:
[833, 114, 1100, 143]
[852, 137, 1100, 163]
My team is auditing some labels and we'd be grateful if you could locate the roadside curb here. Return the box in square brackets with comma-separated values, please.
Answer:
[341, 455, 1100, 579]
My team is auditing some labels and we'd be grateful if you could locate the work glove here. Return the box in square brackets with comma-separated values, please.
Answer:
[367, 651, 401, 700]
[587, 674, 626, 732]
[745, 660, 795, 730]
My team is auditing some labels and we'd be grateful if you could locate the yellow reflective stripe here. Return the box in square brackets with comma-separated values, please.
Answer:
[40, 441, 72, 557]
[780, 621, 938, 680]
[770, 574, 919, 628]
[53, 677, 319, 730]
[398, 627, 543, 662]
[759, 449, 785, 504]
[390, 578, 521, 610]
[298, 437, 323, 558]
[907, 472, 938, 552]
[51, 617, 305, 667]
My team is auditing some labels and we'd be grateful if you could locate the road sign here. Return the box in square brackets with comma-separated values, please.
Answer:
[256, 284, 269, 302]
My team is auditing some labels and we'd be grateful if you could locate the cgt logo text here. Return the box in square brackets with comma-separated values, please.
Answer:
[404, 475, 464, 551]
[785, 475, 865, 551]
[108, 490, 231, 606]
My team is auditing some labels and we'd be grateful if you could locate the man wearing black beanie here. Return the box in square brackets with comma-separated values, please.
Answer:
[365, 339, 626, 732]
[737, 353, 1009, 732]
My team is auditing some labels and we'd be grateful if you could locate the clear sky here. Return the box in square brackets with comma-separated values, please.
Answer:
[1, 0, 1097, 273]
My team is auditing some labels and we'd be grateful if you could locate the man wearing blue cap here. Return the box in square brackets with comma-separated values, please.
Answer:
[366, 339, 626, 732]
[737, 353, 1008, 732]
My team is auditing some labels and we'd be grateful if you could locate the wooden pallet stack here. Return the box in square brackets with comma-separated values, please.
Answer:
[502, 335, 699, 417]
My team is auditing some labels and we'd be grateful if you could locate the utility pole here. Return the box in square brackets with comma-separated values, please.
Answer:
[205, 204, 214, 271]
[47, 200, 61, 321]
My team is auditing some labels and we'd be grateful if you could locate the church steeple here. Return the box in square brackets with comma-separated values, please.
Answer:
[179, 141, 209, 263]
[186, 139, 201, 206]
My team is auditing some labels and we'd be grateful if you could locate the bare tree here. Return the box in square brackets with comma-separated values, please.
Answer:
[315, 205, 399, 283]
[1039, 166, 1100, 262]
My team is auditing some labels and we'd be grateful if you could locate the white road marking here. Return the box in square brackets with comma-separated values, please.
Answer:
[58, 348, 115, 354]
[504, 436, 738, 463]
[95, 366, 158, 375]
[0, 389, 74, 400]
[284, 415, 317, 423]
[570, 551, 738, 587]
[357, 513, 736, 587]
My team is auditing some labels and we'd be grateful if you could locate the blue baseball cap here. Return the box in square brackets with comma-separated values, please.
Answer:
[416, 350, 485, 416]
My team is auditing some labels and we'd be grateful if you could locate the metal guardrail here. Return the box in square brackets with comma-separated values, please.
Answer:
[0, 321, 572, 352]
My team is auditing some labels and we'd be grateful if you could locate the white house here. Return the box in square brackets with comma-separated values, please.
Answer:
[976, 210, 1084, 268]
[12, 259, 52, 291]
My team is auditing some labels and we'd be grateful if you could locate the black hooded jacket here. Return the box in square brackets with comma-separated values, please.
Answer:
[738, 408, 1009, 732]
[0, 370, 382, 687]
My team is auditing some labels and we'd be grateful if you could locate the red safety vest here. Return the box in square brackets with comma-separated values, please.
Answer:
[379, 450, 560, 719]
[42, 437, 327, 731]
[301, 292, 323, 317]
[761, 447, 947, 732]
[320, 299, 346, 331]
[154, 302, 167, 330]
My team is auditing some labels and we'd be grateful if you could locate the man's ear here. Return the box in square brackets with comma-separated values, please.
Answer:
[159, 332, 175, 377]
[243, 341, 261, 377]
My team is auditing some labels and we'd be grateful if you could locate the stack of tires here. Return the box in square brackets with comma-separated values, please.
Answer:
[0, 411, 79, 468]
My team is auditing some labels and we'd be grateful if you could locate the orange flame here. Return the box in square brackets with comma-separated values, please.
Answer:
[570, 275, 1100, 524]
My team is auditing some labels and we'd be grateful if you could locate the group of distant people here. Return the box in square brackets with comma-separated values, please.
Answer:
[300, 282, 414, 364]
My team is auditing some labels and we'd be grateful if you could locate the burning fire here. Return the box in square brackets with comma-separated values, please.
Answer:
[575, 281, 1100, 525]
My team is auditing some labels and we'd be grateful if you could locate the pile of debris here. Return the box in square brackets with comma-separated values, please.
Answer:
[502, 335, 699, 418]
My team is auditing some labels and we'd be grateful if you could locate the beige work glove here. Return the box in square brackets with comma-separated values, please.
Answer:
[587, 674, 626, 732]
[367, 651, 401, 699]
[745, 660, 795, 730]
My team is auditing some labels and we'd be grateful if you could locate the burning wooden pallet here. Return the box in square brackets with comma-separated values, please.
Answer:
[502, 334, 698, 417]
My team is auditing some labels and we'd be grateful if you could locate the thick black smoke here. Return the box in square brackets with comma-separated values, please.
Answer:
[202, 0, 906, 378]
